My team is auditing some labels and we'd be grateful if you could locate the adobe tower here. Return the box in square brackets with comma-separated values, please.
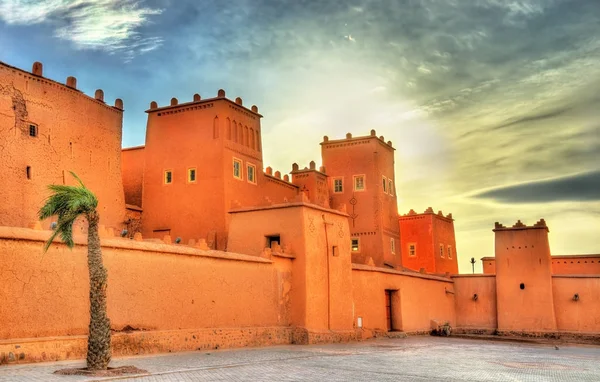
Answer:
[321, 130, 400, 268]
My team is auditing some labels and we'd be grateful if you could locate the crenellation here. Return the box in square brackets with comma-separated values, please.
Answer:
[94, 89, 104, 102]
[150, 101, 158, 109]
[218, 89, 226, 97]
[32, 61, 43, 76]
[193, 93, 201, 102]
[114, 98, 124, 110]
[235, 97, 243, 105]
[170, 97, 178, 106]
[66, 76, 77, 89]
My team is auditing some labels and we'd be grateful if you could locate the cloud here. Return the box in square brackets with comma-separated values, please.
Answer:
[0, 0, 162, 60]
[471, 170, 600, 203]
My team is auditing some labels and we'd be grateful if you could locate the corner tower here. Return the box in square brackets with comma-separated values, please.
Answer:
[321, 130, 400, 268]
[494, 219, 557, 332]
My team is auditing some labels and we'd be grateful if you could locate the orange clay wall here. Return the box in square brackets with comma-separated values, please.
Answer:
[552, 276, 600, 333]
[399, 213, 435, 272]
[481, 257, 496, 274]
[399, 210, 458, 274]
[228, 202, 354, 334]
[452, 275, 497, 330]
[0, 61, 125, 230]
[0, 227, 292, 342]
[121, 146, 145, 208]
[352, 265, 455, 333]
[322, 132, 400, 268]
[494, 223, 557, 332]
[432, 213, 459, 274]
[482, 255, 600, 275]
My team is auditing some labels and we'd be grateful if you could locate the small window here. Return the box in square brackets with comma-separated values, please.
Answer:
[26, 166, 31, 180]
[447, 245, 452, 259]
[247, 163, 256, 184]
[390, 238, 395, 254]
[233, 158, 242, 180]
[440, 244, 444, 258]
[187, 168, 196, 183]
[409, 243, 416, 256]
[333, 177, 343, 193]
[29, 124, 37, 137]
[351, 238, 360, 252]
[388, 179, 393, 196]
[332, 245, 339, 257]
[164, 170, 172, 184]
[382, 176, 387, 193]
[266, 235, 280, 248]
[353, 175, 365, 191]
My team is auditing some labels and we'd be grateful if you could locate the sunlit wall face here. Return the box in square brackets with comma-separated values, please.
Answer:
[1, 0, 599, 273]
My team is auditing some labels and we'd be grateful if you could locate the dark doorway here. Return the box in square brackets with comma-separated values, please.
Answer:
[385, 290, 393, 331]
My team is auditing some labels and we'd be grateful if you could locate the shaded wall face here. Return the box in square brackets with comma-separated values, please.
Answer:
[0, 230, 292, 340]
[291, 170, 329, 208]
[453, 276, 497, 329]
[121, 148, 145, 207]
[399, 215, 435, 272]
[552, 276, 600, 332]
[0, 64, 125, 230]
[322, 138, 399, 268]
[141, 102, 228, 246]
[352, 269, 455, 332]
[482, 259, 496, 274]
[433, 217, 459, 274]
[228, 205, 354, 332]
[494, 228, 557, 332]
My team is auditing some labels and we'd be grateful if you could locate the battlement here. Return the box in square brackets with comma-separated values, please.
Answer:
[146, 89, 262, 118]
[400, 207, 454, 221]
[320, 129, 395, 151]
[493, 219, 548, 232]
[290, 161, 327, 175]
[0, 60, 123, 112]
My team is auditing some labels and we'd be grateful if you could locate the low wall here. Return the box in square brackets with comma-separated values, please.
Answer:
[0, 227, 293, 363]
[552, 275, 600, 333]
[452, 275, 497, 331]
[352, 265, 455, 333]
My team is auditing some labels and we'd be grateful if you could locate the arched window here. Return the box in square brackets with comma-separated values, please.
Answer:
[255, 130, 261, 152]
[232, 121, 238, 143]
[244, 126, 249, 147]
[250, 127, 255, 150]
[238, 124, 243, 144]
[226, 118, 231, 140]
[213, 116, 219, 139]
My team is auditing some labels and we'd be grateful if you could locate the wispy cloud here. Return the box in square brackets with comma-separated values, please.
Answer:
[470, 170, 600, 203]
[0, 0, 162, 60]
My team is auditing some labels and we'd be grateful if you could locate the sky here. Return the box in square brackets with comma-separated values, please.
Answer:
[1, 0, 598, 273]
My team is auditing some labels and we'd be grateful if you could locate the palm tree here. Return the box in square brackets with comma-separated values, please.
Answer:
[39, 171, 111, 370]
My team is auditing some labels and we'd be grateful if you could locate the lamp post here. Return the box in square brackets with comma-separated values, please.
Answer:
[470, 257, 476, 274]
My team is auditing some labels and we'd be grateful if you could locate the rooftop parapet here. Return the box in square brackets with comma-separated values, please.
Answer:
[320, 130, 394, 150]
[146, 89, 262, 117]
[0, 60, 123, 112]
[493, 219, 549, 232]
[290, 161, 327, 175]
[400, 207, 454, 221]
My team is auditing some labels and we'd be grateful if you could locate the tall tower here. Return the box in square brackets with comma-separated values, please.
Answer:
[494, 219, 557, 332]
[321, 130, 400, 268]
[139, 91, 297, 250]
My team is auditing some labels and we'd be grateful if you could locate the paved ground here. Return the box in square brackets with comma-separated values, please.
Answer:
[1, 336, 599, 381]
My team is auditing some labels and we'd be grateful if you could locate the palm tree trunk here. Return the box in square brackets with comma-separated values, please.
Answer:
[85, 211, 112, 370]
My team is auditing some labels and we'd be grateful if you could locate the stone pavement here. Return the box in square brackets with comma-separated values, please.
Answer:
[0, 336, 599, 381]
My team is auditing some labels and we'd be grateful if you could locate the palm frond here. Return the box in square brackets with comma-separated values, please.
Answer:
[39, 172, 98, 252]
